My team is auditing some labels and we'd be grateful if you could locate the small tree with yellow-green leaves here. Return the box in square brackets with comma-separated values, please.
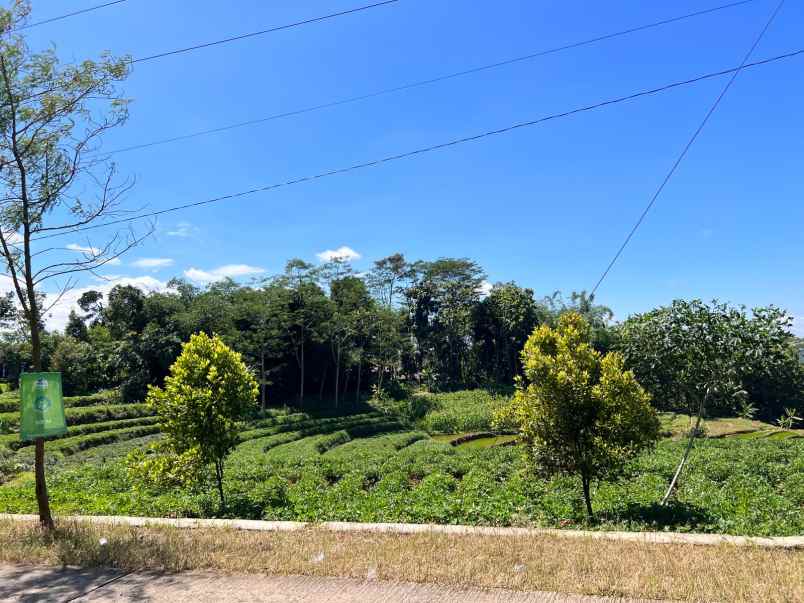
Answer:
[146, 332, 258, 511]
[496, 312, 659, 520]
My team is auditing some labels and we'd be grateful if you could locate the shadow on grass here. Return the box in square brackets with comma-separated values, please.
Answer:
[606, 501, 714, 530]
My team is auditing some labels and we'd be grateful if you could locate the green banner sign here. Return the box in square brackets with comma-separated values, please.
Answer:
[20, 372, 67, 441]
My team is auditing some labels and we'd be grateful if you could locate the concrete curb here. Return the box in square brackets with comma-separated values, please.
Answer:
[2, 513, 802, 549]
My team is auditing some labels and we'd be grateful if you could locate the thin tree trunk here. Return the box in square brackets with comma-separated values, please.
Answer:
[299, 337, 305, 404]
[29, 306, 54, 530]
[260, 346, 266, 411]
[581, 475, 594, 521]
[355, 360, 362, 404]
[342, 368, 350, 399]
[215, 460, 226, 512]
[319, 363, 328, 401]
[334, 343, 340, 408]
[661, 391, 708, 505]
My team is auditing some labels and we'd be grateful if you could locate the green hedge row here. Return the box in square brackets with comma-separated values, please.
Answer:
[238, 413, 387, 444]
[263, 420, 404, 463]
[0, 390, 120, 413]
[0, 404, 153, 430]
[9, 424, 161, 466]
[0, 416, 159, 450]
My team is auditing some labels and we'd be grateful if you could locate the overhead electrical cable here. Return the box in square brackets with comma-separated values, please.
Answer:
[130, 0, 399, 64]
[31, 48, 803, 243]
[590, 0, 786, 296]
[13, 0, 128, 31]
[101, 0, 758, 156]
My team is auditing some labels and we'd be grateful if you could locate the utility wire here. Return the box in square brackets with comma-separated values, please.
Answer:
[590, 0, 786, 296]
[14, 1, 128, 31]
[31, 48, 803, 243]
[130, 0, 399, 64]
[101, 0, 757, 156]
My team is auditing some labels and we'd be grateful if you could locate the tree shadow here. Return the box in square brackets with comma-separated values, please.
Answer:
[0, 564, 185, 602]
[607, 500, 715, 530]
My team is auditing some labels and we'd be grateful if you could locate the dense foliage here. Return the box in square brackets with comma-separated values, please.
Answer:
[0, 253, 616, 404]
[616, 300, 804, 419]
[0, 250, 800, 424]
[498, 313, 659, 518]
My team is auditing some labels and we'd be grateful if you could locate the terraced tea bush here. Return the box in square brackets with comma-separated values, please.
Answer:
[0, 416, 158, 450]
[411, 390, 509, 433]
[0, 404, 152, 431]
[0, 389, 120, 413]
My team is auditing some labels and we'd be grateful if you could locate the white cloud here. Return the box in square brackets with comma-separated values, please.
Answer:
[184, 264, 265, 284]
[42, 275, 169, 331]
[131, 258, 174, 270]
[793, 315, 804, 337]
[104, 257, 122, 266]
[167, 222, 197, 238]
[67, 243, 101, 255]
[316, 246, 361, 263]
[478, 280, 493, 297]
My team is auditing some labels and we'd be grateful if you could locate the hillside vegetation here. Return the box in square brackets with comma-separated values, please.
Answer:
[0, 389, 801, 536]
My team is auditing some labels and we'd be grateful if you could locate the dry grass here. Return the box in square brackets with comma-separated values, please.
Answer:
[0, 520, 801, 601]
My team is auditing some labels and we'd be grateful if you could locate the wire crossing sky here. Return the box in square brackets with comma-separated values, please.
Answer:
[590, 0, 787, 295]
[96, 0, 762, 157]
[33, 48, 804, 242]
[10, 0, 804, 333]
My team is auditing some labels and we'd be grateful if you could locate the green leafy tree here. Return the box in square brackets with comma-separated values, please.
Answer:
[405, 258, 485, 389]
[474, 282, 544, 384]
[367, 252, 411, 307]
[616, 300, 802, 418]
[64, 310, 88, 341]
[274, 260, 332, 402]
[51, 335, 103, 395]
[146, 333, 258, 510]
[542, 290, 615, 352]
[328, 275, 372, 405]
[496, 312, 659, 520]
[616, 300, 803, 503]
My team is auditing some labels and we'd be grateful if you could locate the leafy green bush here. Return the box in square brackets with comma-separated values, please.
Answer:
[146, 332, 258, 510]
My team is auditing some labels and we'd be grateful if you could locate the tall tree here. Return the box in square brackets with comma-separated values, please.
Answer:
[405, 258, 485, 389]
[0, 3, 148, 528]
[274, 259, 331, 403]
[367, 253, 410, 307]
[329, 275, 372, 406]
[474, 282, 543, 384]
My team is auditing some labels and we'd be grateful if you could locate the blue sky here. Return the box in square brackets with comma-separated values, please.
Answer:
[17, 0, 804, 332]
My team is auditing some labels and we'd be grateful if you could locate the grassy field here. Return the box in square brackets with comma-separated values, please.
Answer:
[0, 520, 800, 602]
[0, 389, 802, 537]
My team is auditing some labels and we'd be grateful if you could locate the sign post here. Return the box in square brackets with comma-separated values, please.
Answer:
[20, 372, 66, 441]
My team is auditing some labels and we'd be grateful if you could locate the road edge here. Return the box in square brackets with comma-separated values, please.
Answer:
[2, 513, 802, 548]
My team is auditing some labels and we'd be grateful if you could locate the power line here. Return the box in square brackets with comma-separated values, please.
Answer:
[31, 48, 803, 243]
[130, 0, 399, 64]
[14, 1, 128, 31]
[590, 0, 786, 296]
[102, 0, 757, 157]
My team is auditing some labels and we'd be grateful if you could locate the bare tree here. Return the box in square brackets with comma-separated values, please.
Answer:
[0, 2, 151, 528]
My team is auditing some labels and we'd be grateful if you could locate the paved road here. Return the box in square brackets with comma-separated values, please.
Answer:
[0, 565, 661, 602]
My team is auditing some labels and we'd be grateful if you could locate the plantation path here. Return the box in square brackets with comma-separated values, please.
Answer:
[0, 565, 663, 602]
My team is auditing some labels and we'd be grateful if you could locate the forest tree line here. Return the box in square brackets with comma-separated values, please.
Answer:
[0, 253, 801, 420]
